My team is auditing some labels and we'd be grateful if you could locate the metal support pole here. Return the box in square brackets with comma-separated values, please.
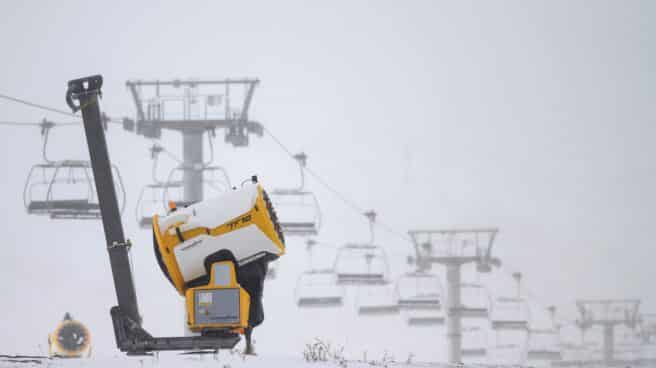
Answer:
[68, 75, 142, 325]
[446, 263, 462, 364]
[182, 131, 204, 203]
[603, 323, 614, 365]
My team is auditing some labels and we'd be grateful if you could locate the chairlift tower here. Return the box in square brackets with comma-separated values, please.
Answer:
[408, 228, 500, 364]
[125, 79, 263, 205]
[576, 299, 640, 365]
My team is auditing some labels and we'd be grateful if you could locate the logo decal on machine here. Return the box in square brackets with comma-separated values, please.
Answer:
[227, 214, 252, 230]
[180, 239, 204, 251]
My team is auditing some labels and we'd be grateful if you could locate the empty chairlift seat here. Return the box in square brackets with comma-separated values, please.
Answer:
[396, 271, 446, 325]
[406, 308, 446, 327]
[23, 160, 126, 220]
[269, 153, 321, 237]
[555, 341, 599, 363]
[334, 244, 390, 286]
[462, 325, 488, 358]
[269, 189, 321, 236]
[357, 284, 400, 316]
[527, 329, 563, 361]
[613, 342, 645, 362]
[136, 181, 183, 228]
[295, 270, 344, 308]
[396, 271, 443, 311]
[453, 283, 491, 319]
[490, 343, 526, 366]
[491, 297, 530, 331]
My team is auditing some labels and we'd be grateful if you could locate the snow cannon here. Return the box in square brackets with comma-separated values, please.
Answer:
[48, 313, 91, 358]
[152, 177, 285, 335]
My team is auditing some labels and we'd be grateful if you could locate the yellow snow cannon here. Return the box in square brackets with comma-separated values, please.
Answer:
[152, 177, 285, 337]
[48, 313, 91, 358]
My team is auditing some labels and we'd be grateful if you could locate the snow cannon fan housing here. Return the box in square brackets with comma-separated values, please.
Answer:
[152, 179, 285, 332]
[48, 316, 91, 358]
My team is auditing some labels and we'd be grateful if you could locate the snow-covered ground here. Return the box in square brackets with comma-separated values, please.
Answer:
[0, 352, 464, 368]
[3, 348, 656, 368]
[0, 353, 560, 368]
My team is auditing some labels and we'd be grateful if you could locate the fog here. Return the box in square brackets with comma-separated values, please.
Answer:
[0, 0, 654, 363]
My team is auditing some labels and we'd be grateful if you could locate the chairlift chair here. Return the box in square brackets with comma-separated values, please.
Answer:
[491, 296, 530, 331]
[454, 282, 491, 319]
[270, 190, 321, 236]
[462, 348, 487, 358]
[295, 269, 344, 308]
[613, 344, 644, 361]
[135, 144, 184, 228]
[462, 325, 488, 358]
[556, 341, 599, 363]
[462, 347, 487, 358]
[357, 283, 400, 316]
[490, 342, 525, 366]
[335, 211, 390, 285]
[526, 328, 563, 361]
[334, 244, 389, 286]
[396, 271, 443, 311]
[24, 160, 126, 219]
[399, 271, 446, 326]
[406, 308, 446, 327]
[135, 181, 183, 228]
[269, 153, 321, 237]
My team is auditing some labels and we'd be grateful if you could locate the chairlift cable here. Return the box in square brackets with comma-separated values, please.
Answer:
[0, 121, 42, 126]
[0, 93, 126, 128]
[0, 93, 78, 118]
[0, 120, 80, 127]
[264, 127, 413, 246]
[497, 261, 580, 328]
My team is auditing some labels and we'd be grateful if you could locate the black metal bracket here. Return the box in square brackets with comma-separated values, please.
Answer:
[108, 240, 132, 251]
[110, 307, 240, 355]
[66, 75, 103, 113]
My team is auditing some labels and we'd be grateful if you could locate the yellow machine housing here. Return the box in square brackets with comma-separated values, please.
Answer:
[186, 261, 251, 333]
[153, 182, 284, 295]
[48, 316, 92, 358]
[152, 181, 284, 333]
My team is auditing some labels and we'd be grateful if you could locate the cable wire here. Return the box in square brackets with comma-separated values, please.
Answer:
[0, 93, 77, 118]
[0, 121, 80, 127]
[263, 127, 414, 246]
[0, 93, 126, 126]
[497, 261, 581, 329]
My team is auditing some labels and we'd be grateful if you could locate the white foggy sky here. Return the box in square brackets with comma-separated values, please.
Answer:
[0, 0, 654, 361]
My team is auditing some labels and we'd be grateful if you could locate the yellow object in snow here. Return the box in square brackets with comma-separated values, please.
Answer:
[152, 180, 285, 333]
[48, 314, 91, 358]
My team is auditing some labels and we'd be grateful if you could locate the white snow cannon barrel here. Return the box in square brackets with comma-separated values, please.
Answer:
[152, 177, 285, 334]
